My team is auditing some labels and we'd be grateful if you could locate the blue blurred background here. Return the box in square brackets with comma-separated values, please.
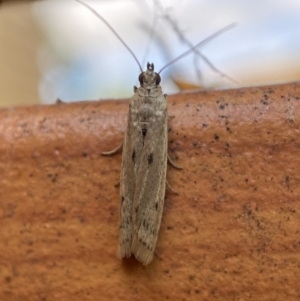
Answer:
[1, 0, 300, 106]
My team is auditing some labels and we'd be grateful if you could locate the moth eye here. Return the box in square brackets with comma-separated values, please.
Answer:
[155, 73, 161, 85]
[139, 72, 144, 85]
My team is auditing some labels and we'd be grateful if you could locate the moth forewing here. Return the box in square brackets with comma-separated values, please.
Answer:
[117, 97, 135, 259]
[118, 65, 168, 265]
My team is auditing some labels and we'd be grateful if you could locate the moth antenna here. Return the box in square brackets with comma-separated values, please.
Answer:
[158, 23, 237, 74]
[75, 0, 143, 73]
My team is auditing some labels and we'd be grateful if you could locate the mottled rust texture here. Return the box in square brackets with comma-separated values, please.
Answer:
[0, 82, 299, 301]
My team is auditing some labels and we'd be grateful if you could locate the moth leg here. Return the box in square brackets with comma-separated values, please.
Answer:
[168, 154, 182, 169]
[101, 142, 123, 155]
[166, 180, 178, 194]
[154, 250, 163, 261]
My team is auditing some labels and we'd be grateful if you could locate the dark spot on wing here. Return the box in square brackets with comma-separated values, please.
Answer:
[142, 128, 147, 137]
[148, 153, 153, 165]
[155, 202, 158, 211]
[121, 196, 124, 204]
[132, 150, 135, 163]
[143, 220, 149, 230]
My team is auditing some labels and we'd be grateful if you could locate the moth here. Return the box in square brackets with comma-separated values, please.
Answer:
[111, 61, 175, 265]
[76, 0, 235, 265]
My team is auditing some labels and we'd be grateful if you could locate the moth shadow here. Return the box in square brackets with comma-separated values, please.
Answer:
[120, 256, 144, 272]
[120, 254, 160, 272]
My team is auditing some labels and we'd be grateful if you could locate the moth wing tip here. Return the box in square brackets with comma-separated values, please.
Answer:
[131, 242, 154, 265]
[117, 246, 132, 260]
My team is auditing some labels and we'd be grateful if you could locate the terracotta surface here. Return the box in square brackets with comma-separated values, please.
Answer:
[0, 82, 300, 300]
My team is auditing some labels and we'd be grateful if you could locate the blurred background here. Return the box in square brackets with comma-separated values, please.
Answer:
[1, 0, 300, 107]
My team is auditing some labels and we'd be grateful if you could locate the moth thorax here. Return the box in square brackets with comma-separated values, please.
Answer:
[143, 96, 151, 104]
[138, 104, 154, 121]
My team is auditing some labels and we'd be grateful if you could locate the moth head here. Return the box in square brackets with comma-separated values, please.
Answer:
[138, 62, 161, 86]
